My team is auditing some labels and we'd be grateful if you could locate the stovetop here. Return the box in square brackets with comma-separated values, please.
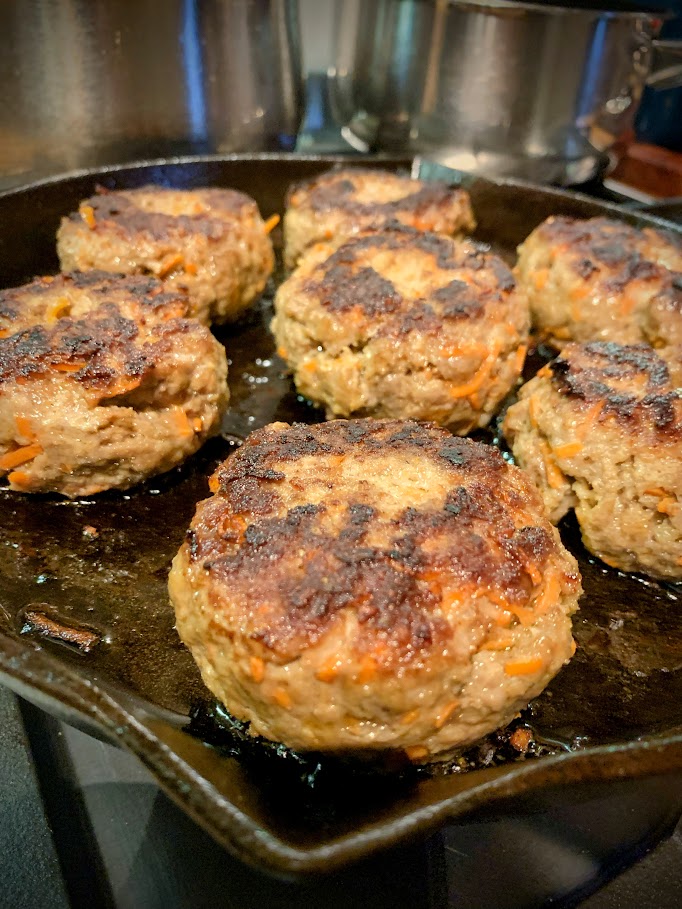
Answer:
[2, 686, 680, 909]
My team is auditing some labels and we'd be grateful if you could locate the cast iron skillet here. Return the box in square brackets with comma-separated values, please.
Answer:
[0, 154, 680, 876]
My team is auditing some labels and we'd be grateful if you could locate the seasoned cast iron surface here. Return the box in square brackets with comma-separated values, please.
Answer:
[0, 157, 680, 873]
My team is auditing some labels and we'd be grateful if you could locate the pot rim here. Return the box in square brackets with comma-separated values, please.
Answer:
[448, 0, 670, 21]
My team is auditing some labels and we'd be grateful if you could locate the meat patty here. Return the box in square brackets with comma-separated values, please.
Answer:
[515, 216, 682, 351]
[271, 228, 529, 433]
[502, 341, 682, 579]
[56, 185, 275, 325]
[0, 271, 229, 497]
[169, 419, 581, 762]
[283, 167, 476, 268]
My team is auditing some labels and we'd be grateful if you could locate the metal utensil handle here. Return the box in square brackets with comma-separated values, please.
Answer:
[647, 39, 682, 90]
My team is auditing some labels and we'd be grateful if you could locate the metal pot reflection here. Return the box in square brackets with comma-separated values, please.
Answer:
[330, 0, 682, 185]
[0, 0, 303, 188]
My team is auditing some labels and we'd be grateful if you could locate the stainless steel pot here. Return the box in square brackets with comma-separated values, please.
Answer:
[331, 0, 682, 184]
[0, 0, 303, 190]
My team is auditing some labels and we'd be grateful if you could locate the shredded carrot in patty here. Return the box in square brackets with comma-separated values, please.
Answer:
[249, 656, 265, 683]
[657, 496, 678, 516]
[533, 573, 561, 616]
[540, 441, 565, 490]
[158, 253, 184, 278]
[514, 344, 528, 374]
[0, 443, 43, 470]
[263, 214, 281, 234]
[7, 470, 31, 487]
[173, 409, 194, 436]
[434, 701, 459, 729]
[553, 441, 583, 459]
[405, 745, 429, 761]
[504, 657, 544, 676]
[448, 354, 494, 399]
[272, 687, 292, 709]
[0, 329, 9, 339]
[15, 416, 34, 440]
[81, 204, 96, 229]
[400, 709, 419, 726]
[53, 361, 87, 373]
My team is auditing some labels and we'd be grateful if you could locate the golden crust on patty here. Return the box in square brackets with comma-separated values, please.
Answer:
[56, 185, 275, 324]
[503, 341, 682, 579]
[272, 228, 529, 433]
[515, 216, 682, 349]
[0, 271, 229, 496]
[283, 167, 476, 268]
[170, 419, 581, 760]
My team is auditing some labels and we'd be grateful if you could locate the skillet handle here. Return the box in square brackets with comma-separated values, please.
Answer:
[647, 39, 682, 90]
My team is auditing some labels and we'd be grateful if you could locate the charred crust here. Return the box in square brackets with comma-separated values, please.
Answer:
[299, 229, 514, 333]
[192, 420, 567, 664]
[310, 264, 402, 316]
[550, 342, 682, 434]
[538, 216, 678, 284]
[0, 273, 197, 387]
[287, 168, 463, 218]
[68, 185, 257, 241]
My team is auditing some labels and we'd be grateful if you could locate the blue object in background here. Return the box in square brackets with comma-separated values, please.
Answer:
[636, 1, 682, 150]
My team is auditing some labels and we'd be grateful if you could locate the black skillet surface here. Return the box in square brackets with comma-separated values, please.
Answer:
[0, 155, 680, 876]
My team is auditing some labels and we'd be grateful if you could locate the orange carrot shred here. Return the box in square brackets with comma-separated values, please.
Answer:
[53, 361, 87, 373]
[504, 657, 544, 676]
[81, 204, 96, 229]
[434, 701, 459, 729]
[316, 662, 339, 683]
[249, 656, 265, 683]
[173, 409, 193, 436]
[263, 214, 281, 234]
[405, 745, 429, 761]
[400, 709, 419, 726]
[272, 687, 292, 709]
[514, 344, 528, 374]
[7, 470, 31, 487]
[15, 416, 34, 440]
[553, 441, 583, 459]
[159, 253, 184, 278]
[0, 443, 43, 471]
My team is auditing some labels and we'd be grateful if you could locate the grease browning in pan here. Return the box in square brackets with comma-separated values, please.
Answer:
[503, 342, 682, 580]
[272, 228, 529, 433]
[57, 185, 276, 324]
[0, 270, 229, 496]
[170, 419, 581, 762]
[283, 167, 476, 268]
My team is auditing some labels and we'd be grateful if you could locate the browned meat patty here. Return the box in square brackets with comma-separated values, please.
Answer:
[56, 186, 275, 325]
[169, 419, 581, 762]
[0, 271, 229, 497]
[503, 341, 682, 579]
[515, 216, 682, 353]
[272, 228, 529, 434]
[283, 167, 476, 268]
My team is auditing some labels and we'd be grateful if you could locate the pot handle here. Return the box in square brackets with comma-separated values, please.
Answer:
[647, 40, 682, 90]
